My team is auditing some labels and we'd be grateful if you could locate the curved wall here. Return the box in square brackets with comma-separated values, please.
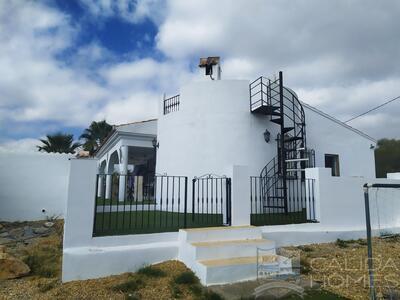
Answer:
[156, 80, 278, 179]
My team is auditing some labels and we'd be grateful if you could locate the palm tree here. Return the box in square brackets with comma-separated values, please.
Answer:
[80, 120, 113, 155]
[37, 133, 81, 154]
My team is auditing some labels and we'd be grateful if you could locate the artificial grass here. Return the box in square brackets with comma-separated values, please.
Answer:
[93, 210, 224, 236]
[250, 209, 308, 226]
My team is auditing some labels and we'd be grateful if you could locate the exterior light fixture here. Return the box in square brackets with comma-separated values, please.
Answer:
[263, 129, 271, 143]
[370, 144, 375, 149]
[152, 137, 159, 149]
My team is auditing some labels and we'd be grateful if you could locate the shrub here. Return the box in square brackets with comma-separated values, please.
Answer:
[189, 283, 203, 296]
[137, 265, 166, 278]
[202, 289, 224, 300]
[23, 243, 60, 278]
[37, 280, 58, 293]
[300, 256, 311, 274]
[170, 282, 182, 298]
[112, 278, 143, 293]
[174, 271, 199, 285]
[335, 239, 348, 248]
[298, 245, 314, 252]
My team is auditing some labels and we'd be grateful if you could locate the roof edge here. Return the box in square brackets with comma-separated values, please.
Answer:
[301, 101, 377, 143]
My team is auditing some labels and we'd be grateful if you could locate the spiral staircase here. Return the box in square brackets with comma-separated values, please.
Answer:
[250, 72, 315, 213]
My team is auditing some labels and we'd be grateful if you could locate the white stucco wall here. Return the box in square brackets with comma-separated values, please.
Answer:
[0, 152, 72, 221]
[156, 80, 376, 181]
[156, 80, 278, 179]
[304, 105, 376, 178]
[62, 158, 178, 282]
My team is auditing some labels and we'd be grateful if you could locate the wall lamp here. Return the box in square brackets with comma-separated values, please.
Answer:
[263, 129, 271, 143]
[152, 137, 159, 149]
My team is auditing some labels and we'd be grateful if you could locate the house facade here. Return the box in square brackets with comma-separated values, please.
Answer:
[63, 70, 394, 285]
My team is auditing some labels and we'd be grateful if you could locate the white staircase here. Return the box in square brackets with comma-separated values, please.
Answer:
[178, 226, 292, 286]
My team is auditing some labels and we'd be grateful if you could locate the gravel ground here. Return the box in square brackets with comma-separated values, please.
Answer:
[296, 237, 400, 299]
[1, 220, 400, 300]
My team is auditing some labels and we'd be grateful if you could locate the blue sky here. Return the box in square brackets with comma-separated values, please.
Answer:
[1, 0, 400, 152]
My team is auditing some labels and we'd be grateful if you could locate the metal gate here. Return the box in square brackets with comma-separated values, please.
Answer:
[192, 174, 231, 226]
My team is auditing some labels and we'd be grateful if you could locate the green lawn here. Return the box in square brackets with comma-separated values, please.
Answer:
[93, 210, 224, 236]
[250, 209, 308, 226]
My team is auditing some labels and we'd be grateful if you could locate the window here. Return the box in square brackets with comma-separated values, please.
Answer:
[325, 154, 340, 176]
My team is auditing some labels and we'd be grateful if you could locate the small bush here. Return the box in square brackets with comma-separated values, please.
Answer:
[137, 265, 166, 278]
[112, 278, 143, 293]
[23, 243, 60, 278]
[298, 245, 314, 252]
[189, 283, 203, 296]
[170, 282, 182, 298]
[355, 238, 368, 246]
[335, 239, 348, 248]
[202, 289, 224, 300]
[300, 256, 311, 274]
[37, 280, 58, 293]
[174, 271, 199, 285]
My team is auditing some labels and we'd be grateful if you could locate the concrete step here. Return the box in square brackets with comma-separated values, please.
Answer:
[179, 226, 262, 243]
[191, 238, 275, 260]
[197, 255, 292, 286]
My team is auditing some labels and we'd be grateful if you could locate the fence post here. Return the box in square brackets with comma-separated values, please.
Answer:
[192, 178, 196, 222]
[184, 177, 188, 228]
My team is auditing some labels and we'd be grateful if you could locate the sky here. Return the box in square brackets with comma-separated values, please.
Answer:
[1, 0, 400, 152]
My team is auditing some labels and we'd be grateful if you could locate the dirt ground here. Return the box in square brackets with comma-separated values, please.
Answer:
[1, 220, 399, 299]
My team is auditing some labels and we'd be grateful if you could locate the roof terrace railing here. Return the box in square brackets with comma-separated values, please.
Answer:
[163, 94, 180, 115]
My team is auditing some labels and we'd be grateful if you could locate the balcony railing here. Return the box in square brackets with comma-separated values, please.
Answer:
[163, 94, 180, 115]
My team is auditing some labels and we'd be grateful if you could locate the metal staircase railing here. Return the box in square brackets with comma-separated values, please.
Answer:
[250, 71, 315, 213]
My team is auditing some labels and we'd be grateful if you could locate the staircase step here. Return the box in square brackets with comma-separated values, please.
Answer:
[251, 105, 280, 115]
[271, 118, 282, 125]
[198, 255, 292, 285]
[285, 158, 309, 163]
[191, 239, 275, 260]
[283, 127, 294, 133]
[284, 136, 302, 142]
[179, 226, 262, 243]
[286, 147, 306, 152]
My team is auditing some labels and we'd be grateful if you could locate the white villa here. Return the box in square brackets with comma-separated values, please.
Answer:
[62, 59, 400, 285]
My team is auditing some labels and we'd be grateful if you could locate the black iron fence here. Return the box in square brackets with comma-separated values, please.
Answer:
[250, 176, 316, 226]
[163, 94, 180, 115]
[93, 173, 231, 236]
[192, 174, 231, 226]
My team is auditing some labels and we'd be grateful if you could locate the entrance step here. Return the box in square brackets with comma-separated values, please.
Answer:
[190, 238, 275, 260]
[179, 226, 262, 243]
[197, 254, 292, 285]
[177, 226, 293, 286]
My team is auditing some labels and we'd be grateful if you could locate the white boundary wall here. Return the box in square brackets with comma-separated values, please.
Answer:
[62, 159, 178, 282]
[263, 168, 400, 246]
[63, 162, 400, 282]
[0, 152, 72, 221]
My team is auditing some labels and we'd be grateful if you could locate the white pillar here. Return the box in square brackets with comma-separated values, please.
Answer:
[97, 175, 104, 197]
[105, 175, 112, 199]
[231, 165, 251, 226]
[118, 145, 128, 202]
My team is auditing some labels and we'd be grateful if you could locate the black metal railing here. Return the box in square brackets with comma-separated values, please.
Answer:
[93, 173, 232, 236]
[192, 174, 231, 227]
[250, 176, 316, 226]
[163, 94, 180, 115]
[93, 174, 188, 236]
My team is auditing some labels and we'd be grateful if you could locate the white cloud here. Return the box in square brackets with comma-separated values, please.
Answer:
[1, 0, 400, 154]
[79, 0, 165, 24]
[0, 138, 39, 153]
